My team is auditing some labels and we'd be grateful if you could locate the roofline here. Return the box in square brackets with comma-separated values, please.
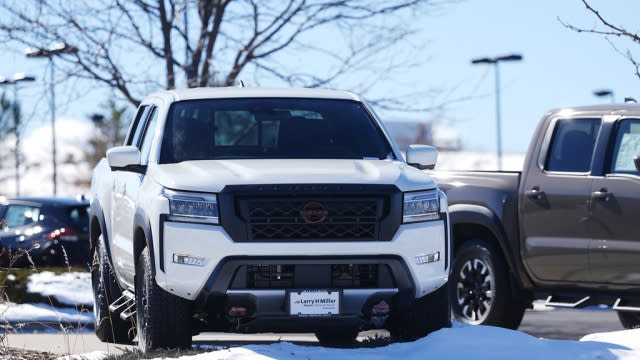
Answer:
[544, 103, 640, 117]
[4, 196, 89, 206]
[143, 86, 363, 104]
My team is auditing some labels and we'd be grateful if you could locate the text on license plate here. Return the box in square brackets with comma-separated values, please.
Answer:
[289, 290, 340, 316]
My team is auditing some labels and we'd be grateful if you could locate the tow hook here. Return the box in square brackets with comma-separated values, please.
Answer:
[228, 306, 248, 331]
[371, 300, 390, 328]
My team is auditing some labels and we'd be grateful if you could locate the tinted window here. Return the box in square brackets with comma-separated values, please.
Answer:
[159, 98, 393, 163]
[67, 206, 90, 224]
[126, 105, 151, 147]
[545, 118, 601, 173]
[610, 119, 640, 175]
[139, 107, 159, 165]
[3, 205, 41, 228]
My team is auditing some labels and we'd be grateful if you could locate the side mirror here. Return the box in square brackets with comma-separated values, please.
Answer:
[107, 146, 146, 174]
[634, 156, 640, 172]
[406, 144, 438, 170]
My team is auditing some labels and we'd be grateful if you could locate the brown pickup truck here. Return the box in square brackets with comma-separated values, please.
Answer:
[431, 103, 640, 330]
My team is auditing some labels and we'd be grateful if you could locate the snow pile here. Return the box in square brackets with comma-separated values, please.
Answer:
[582, 329, 640, 351]
[27, 271, 93, 307]
[0, 302, 93, 326]
[140, 326, 640, 360]
[0, 271, 94, 329]
[3, 271, 640, 359]
[0, 119, 94, 197]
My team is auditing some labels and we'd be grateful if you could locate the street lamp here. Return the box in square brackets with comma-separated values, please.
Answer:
[25, 42, 78, 196]
[471, 53, 523, 171]
[593, 89, 615, 103]
[0, 73, 36, 196]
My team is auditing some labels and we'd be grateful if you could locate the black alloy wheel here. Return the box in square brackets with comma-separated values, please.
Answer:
[450, 239, 525, 329]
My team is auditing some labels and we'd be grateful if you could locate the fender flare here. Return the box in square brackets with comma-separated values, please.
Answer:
[90, 199, 114, 263]
[448, 203, 519, 283]
[133, 207, 156, 277]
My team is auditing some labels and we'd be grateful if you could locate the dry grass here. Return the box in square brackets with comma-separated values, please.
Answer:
[0, 246, 92, 359]
[0, 348, 58, 360]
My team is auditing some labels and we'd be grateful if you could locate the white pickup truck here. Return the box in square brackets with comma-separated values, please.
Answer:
[89, 87, 451, 351]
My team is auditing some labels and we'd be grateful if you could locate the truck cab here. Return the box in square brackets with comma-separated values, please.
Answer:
[431, 103, 640, 330]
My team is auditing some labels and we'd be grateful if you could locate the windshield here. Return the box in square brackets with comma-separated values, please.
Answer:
[159, 98, 394, 163]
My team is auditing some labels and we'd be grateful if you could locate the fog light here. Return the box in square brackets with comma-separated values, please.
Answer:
[173, 254, 206, 267]
[416, 251, 440, 265]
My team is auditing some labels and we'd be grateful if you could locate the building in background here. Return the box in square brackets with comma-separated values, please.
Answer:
[383, 120, 462, 152]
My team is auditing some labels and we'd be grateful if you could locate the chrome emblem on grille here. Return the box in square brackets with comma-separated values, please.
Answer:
[299, 201, 329, 224]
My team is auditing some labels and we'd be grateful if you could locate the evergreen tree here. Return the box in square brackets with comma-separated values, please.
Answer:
[85, 100, 131, 169]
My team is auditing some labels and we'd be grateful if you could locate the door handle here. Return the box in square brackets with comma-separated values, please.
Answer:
[592, 189, 611, 201]
[525, 188, 544, 200]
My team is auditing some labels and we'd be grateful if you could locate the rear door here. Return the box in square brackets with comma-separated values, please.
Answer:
[520, 117, 601, 283]
[589, 118, 640, 284]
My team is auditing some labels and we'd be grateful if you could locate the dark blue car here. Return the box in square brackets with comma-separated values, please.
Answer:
[0, 196, 90, 268]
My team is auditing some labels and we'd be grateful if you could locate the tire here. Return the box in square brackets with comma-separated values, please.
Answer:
[136, 247, 193, 352]
[617, 311, 640, 329]
[388, 282, 451, 342]
[91, 235, 133, 344]
[450, 239, 525, 329]
[315, 329, 359, 347]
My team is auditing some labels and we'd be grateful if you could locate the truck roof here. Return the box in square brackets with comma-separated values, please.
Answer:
[145, 87, 362, 103]
[545, 102, 640, 117]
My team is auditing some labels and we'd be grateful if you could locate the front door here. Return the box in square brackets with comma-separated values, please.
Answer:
[520, 117, 601, 283]
[111, 105, 158, 287]
[589, 118, 640, 285]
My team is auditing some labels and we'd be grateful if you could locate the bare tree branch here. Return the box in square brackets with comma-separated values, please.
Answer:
[0, 0, 453, 107]
[561, 0, 640, 80]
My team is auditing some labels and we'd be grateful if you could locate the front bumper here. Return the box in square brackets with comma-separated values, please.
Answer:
[155, 218, 449, 301]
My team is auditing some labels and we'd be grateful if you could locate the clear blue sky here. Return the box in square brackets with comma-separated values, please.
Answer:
[376, 0, 639, 153]
[1, 0, 638, 154]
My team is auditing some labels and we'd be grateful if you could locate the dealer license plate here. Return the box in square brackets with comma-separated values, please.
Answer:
[289, 290, 341, 316]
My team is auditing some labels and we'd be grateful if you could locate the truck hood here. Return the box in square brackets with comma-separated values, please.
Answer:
[149, 159, 436, 193]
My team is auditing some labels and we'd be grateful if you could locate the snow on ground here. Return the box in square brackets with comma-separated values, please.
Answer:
[583, 329, 640, 353]
[0, 302, 93, 326]
[147, 326, 640, 360]
[27, 271, 93, 307]
[4, 272, 640, 359]
[1, 271, 94, 329]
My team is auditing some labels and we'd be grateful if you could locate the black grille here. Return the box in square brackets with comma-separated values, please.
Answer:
[244, 198, 381, 241]
[243, 264, 380, 289]
[247, 265, 295, 288]
[218, 184, 402, 242]
[331, 264, 378, 288]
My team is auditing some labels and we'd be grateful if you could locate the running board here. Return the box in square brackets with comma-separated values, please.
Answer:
[108, 290, 136, 320]
[544, 295, 591, 308]
[613, 298, 640, 312]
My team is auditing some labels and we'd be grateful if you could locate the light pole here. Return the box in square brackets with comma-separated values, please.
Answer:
[0, 73, 36, 196]
[25, 43, 78, 196]
[471, 53, 523, 171]
[593, 89, 615, 103]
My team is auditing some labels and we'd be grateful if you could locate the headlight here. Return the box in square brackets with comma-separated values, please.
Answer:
[164, 189, 219, 224]
[403, 190, 440, 223]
